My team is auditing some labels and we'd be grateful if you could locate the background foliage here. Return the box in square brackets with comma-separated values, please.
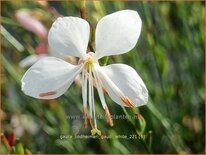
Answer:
[1, 1, 205, 154]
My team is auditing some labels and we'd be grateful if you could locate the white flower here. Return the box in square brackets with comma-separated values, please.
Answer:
[11, 114, 39, 138]
[21, 10, 148, 130]
[16, 9, 49, 68]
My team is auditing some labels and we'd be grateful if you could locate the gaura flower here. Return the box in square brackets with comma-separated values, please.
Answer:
[15, 9, 48, 40]
[16, 9, 49, 68]
[21, 10, 148, 131]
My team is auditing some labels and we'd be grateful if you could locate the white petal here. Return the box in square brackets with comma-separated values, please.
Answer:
[48, 17, 90, 58]
[19, 54, 47, 68]
[96, 64, 148, 107]
[21, 57, 83, 99]
[94, 10, 142, 59]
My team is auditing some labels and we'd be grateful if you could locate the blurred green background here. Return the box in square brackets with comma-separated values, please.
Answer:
[1, 1, 205, 154]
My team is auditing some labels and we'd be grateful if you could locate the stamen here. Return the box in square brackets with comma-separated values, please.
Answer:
[93, 69, 107, 109]
[105, 106, 113, 127]
[82, 68, 89, 128]
[120, 96, 135, 107]
[93, 69, 114, 127]
[97, 71, 135, 108]
[82, 68, 88, 108]
[39, 91, 57, 97]
[82, 106, 88, 128]
[98, 70, 128, 102]
[102, 86, 107, 94]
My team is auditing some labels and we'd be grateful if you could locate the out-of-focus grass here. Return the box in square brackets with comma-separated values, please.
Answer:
[1, 1, 205, 154]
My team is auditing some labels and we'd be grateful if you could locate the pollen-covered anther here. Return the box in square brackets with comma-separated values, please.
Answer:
[39, 91, 57, 97]
[105, 106, 113, 127]
[82, 106, 88, 128]
[91, 128, 101, 136]
[120, 96, 135, 107]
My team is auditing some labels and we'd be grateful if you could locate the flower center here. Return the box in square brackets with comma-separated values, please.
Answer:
[79, 52, 98, 69]
[85, 57, 94, 68]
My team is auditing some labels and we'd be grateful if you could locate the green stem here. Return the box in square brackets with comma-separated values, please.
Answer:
[79, 0, 94, 52]
[79, 0, 87, 20]
[1, 25, 24, 52]
[2, 55, 21, 84]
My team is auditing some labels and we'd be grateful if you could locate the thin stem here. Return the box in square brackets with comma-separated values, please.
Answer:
[0, 133, 12, 152]
[79, 0, 87, 20]
[79, 0, 94, 52]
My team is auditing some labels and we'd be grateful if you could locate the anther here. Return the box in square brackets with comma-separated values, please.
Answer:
[120, 96, 135, 107]
[105, 106, 113, 127]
